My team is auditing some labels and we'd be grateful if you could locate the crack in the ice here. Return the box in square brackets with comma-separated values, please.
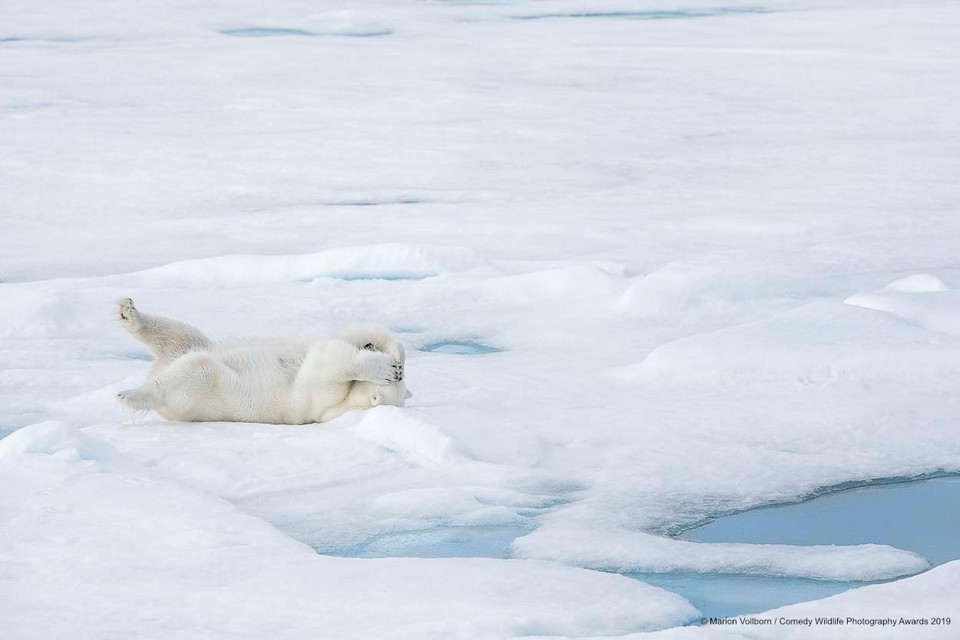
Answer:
[220, 27, 393, 38]
[512, 7, 772, 21]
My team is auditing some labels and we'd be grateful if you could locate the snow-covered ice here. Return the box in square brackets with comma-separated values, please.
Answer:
[0, 421, 696, 639]
[2, 0, 960, 637]
[511, 527, 929, 582]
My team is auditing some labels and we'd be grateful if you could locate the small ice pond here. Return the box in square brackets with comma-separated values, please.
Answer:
[645, 474, 960, 619]
[347, 525, 529, 558]
[420, 340, 501, 355]
[331, 474, 959, 623]
[513, 7, 771, 21]
[683, 474, 960, 566]
[220, 27, 392, 38]
[627, 572, 870, 621]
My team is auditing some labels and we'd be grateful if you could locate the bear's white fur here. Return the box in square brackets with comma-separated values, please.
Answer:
[116, 298, 411, 424]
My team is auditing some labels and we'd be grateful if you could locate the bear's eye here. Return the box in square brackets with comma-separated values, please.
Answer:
[363, 343, 377, 351]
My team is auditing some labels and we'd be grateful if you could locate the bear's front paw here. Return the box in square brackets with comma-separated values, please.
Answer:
[361, 352, 401, 385]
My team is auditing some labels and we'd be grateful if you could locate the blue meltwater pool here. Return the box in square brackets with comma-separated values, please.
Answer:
[326, 475, 960, 623]
[637, 474, 960, 620]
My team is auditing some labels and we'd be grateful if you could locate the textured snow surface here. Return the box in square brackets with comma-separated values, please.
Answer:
[0, 422, 696, 639]
[2, 0, 960, 637]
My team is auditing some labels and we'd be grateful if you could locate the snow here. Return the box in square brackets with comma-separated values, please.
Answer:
[511, 526, 930, 581]
[0, 421, 696, 639]
[635, 300, 960, 384]
[353, 405, 460, 466]
[845, 280, 960, 336]
[881, 275, 950, 294]
[3, 0, 960, 636]
[128, 244, 486, 286]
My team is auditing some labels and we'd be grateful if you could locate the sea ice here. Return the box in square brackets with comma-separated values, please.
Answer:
[2, 0, 960, 636]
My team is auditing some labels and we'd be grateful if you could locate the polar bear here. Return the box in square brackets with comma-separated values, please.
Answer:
[115, 298, 411, 424]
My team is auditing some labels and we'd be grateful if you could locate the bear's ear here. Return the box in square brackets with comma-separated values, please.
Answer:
[405, 389, 414, 400]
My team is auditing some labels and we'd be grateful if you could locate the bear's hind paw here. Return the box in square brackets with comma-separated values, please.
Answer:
[117, 388, 157, 411]
[117, 297, 141, 327]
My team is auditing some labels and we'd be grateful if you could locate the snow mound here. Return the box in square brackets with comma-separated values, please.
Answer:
[480, 264, 623, 303]
[127, 244, 485, 287]
[372, 487, 518, 523]
[637, 301, 960, 383]
[0, 420, 113, 462]
[304, 10, 393, 37]
[846, 280, 960, 336]
[511, 526, 930, 582]
[0, 288, 80, 337]
[882, 274, 950, 293]
[618, 263, 821, 318]
[353, 407, 460, 466]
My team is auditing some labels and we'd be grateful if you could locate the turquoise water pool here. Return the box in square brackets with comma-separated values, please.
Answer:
[643, 474, 960, 619]
[335, 474, 958, 622]
[683, 474, 960, 566]
[628, 572, 870, 620]
[349, 524, 529, 558]
[420, 340, 501, 355]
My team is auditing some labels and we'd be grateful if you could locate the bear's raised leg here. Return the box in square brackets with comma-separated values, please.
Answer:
[117, 297, 213, 362]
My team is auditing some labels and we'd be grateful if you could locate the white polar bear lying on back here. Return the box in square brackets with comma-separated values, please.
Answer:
[115, 298, 411, 424]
